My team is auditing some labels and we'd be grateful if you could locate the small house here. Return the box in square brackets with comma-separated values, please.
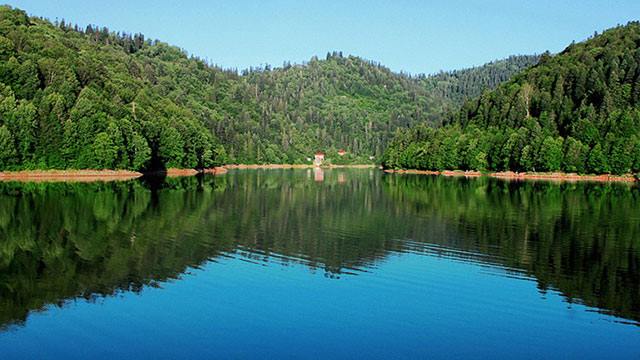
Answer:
[338, 149, 347, 157]
[314, 152, 325, 166]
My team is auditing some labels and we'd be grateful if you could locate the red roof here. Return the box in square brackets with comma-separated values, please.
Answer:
[315, 151, 325, 156]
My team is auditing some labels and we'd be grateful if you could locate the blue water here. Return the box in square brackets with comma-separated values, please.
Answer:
[2, 253, 638, 359]
[0, 170, 638, 358]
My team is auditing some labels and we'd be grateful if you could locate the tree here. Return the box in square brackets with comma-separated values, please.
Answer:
[472, 151, 488, 171]
[608, 139, 633, 175]
[562, 137, 587, 173]
[384, 21, 640, 175]
[586, 144, 609, 174]
[0, 125, 17, 168]
[130, 132, 151, 170]
[158, 126, 184, 168]
[631, 138, 640, 173]
[92, 132, 118, 169]
[538, 136, 563, 172]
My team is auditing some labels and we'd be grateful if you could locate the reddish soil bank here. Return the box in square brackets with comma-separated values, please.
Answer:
[0, 170, 143, 183]
[0, 166, 223, 182]
[384, 169, 638, 183]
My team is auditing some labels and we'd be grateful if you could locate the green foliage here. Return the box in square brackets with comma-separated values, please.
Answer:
[539, 136, 563, 171]
[0, 125, 16, 167]
[158, 126, 184, 168]
[0, 6, 536, 169]
[130, 132, 151, 170]
[586, 144, 609, 174]
[0, 6, 227, 171]
[92, 132, 118, 169]
[384, 22, 640, 175]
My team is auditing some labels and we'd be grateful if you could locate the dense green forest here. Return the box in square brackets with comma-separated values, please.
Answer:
[0, 6, 235, 171]
[383, 22, 640, 175]
[220, 53, 539, 163]
[0, 6, 536, 170]
[419, 55, 541, 113]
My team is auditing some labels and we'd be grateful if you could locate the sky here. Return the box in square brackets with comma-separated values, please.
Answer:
[3, 0, 640, 75]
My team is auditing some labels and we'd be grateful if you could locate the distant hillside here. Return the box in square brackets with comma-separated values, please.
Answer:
[0, 6, 535, 170]
[421, 55, 541, 111]
[221, 53, 540, 164]
[384, 22, 640, 175]
[213, 53, 437, 163]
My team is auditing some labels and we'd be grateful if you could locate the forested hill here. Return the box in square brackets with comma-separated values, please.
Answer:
[221, 53, 541, 164]
[215, 53, 437, 163]
[421, 55, 541, 110]
[0, 6, 239, 171]
[0, 6, 535, 170]
[383, 22, 640, 175]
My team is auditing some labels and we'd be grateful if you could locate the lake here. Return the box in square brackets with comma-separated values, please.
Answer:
[0, 169, 639, 359]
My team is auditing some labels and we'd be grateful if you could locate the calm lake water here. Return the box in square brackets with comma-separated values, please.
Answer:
[0, 169, 639, 359]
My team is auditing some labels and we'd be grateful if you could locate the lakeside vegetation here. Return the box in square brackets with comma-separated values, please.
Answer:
[383, 22, 640, 175]
[0, 5, 638, 176]
[0, 6, 537, 171]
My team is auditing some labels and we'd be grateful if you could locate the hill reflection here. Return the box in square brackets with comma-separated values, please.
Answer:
[0, 170, 638, 329]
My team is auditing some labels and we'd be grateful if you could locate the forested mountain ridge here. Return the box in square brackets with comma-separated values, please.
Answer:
[214, 53, 438, 163]
[383, 22, 640, 175]
[0, 5, 536, 170]
[222, 53, 541, 164]
[420, 55, 541, 112]
[0, 6, 237, 171]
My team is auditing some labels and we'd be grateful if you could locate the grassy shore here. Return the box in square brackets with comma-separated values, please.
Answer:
[384, 169, 638, 183]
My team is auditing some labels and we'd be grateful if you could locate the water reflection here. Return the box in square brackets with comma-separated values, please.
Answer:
[0, 170, 639, 330]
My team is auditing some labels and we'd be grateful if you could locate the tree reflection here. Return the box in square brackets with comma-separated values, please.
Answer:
[0, 170, 639, 329]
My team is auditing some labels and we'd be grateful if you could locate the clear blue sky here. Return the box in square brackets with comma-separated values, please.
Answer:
[4, 0, 640, 74]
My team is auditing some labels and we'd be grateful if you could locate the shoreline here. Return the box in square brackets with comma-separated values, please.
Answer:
[0, 170, 144, 183]
[0, 164, 377, 182]
[1, 166, 635, 184]
[384, 169, 638, 183]
[0, 167, 228, 182]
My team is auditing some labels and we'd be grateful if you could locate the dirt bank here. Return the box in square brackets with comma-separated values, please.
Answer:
[0, 170, 143, 183]
[0, 164, 374, 183]
[384, 169, 638, 183]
